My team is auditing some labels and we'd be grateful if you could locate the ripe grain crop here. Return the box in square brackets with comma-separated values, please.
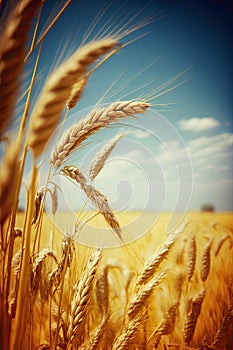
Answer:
[0, 1, 232, 350]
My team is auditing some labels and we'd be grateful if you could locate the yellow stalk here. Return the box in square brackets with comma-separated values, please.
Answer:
[25, 1, 44, 62]
[17, 42, 43, 144]
[25, 0, 73, 61]
[10, 161, 37, 350]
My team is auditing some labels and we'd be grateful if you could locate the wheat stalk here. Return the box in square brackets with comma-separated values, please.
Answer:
[89, 132, 123, 180]
[128, 271, 165, 319]
[186, 234, 196, 282]
[61, 166, 122, 239]
[67, 249, 102, 343]
[136, 223, 186, 288]
[200, 239, 213, 282]
[27, 38, 117, 156]
[51, 100, 149, 169]
[183, 289, 206, 345]
[0, 0, 42, 135]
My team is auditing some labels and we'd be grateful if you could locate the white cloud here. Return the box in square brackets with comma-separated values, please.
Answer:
[127, 129, 150, 139]
[178, 117, 219, 132]
[156, 140, 190, 165]
[188, 133, 233, 161]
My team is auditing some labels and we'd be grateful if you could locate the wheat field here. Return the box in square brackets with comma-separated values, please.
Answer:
[0, 1, 232, 349]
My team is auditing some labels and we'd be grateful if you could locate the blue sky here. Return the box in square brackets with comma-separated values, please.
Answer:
[2, 0, 232, 213]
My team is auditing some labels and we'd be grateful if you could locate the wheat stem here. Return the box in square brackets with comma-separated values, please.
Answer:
[10, 160, 37, 350]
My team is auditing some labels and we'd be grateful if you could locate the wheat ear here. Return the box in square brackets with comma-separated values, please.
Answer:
[30, 249, 57, 294]
[128, 271, 165, 319]
[186, 234, 196, 282]
[183, 289, 206, 345]
[89, 131, 123, 180]
[31, 186, 46, 225]
[27, 37, 117, 156]
[0, 141, 20, 224]
[66, 77, 88, 110]
[136, 223, 186, 288]
[78, 317, 108, 350]
[50, 184, 58, 215]
[157, 302, 178, 335]
[51, 100, 149, 169]
[212, 309, 233, 348]
[61, 166, 122, 239]
[0, 0, 42, 135]
[95, 266, 109, 316]
[148, 301, 178, 344]
[112, 313, 143, 350]
[66, 46, 121, 110]
[200, 239, 213, 282]
[67, 249, 102, 343]
[214, 234, 230, 256]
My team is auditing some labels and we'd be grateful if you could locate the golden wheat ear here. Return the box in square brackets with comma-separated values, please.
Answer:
[89, 131, 123, 181]
[0, 0, 42, 135]
[27, 38, 118, 157]
[51, 100, 149, 169]
[61, 166, 123, 240]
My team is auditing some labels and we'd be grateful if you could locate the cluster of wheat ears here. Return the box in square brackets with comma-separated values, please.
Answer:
[0, 1, 232, 349]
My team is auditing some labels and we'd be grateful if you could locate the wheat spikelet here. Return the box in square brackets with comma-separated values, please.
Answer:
[66, 77, 88, 110]
[136, 223, 186, 288]
[0, 141, 20, 223]
[12, 227, 23, 238]
[32, 186, 46, 225]
[78, 317, 108, 350]
[183, 289, 206, 345]
[84, 184, 122, 239]
[32, 249, 58, 273]
[200, 239, 213, 282]
[176, 272, 184, 301]
[96, 266, 109, 316]
[157, 302, 178, 335]
[212, 309, 233, 348]
[61, 166, 87, 189]
[51, 184, 58, 215]
[61, 166, 122, 239]
[214, 234, 230, 256]
[12, 249, 22, 275]
[89, 132, 123, 180]
[148, 301, 178, 344]
[49, 236, 74, 287]
[27, 38, 117, 156]
[31, 249, 57, 295]
[128, 271, 166, 319]
[51, 100, 149, 169]
[186, 234, 196, 282]
[112, 313, 143, 350]
[67, 249, 102, 342]
[0, 0, 42, 134]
